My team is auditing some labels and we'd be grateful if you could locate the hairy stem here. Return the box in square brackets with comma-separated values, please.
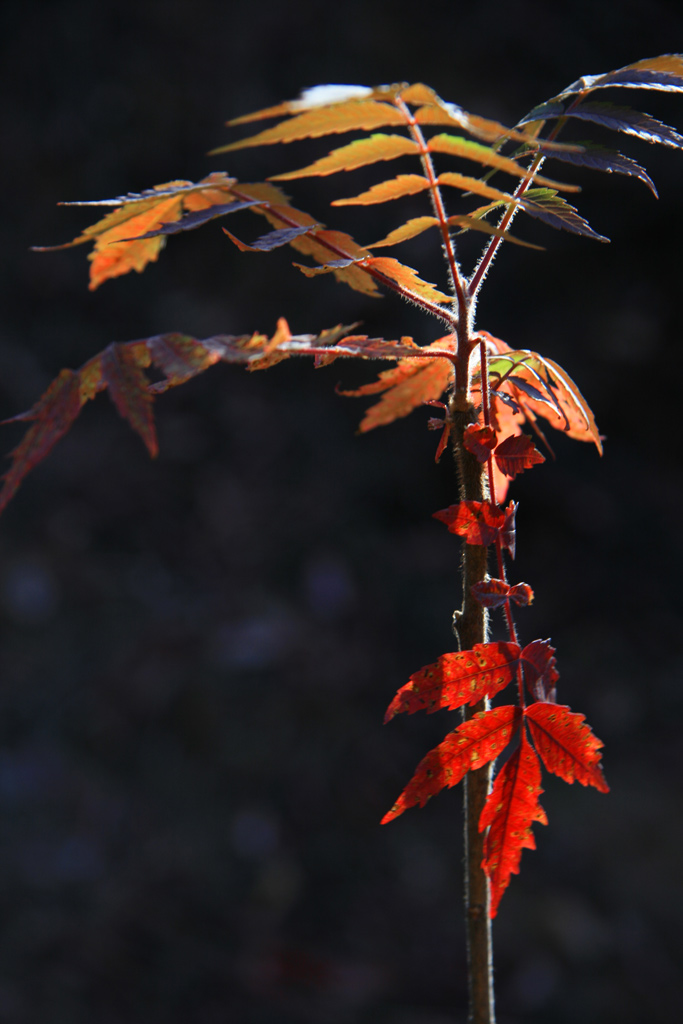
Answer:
[448, 395, 495, 1024]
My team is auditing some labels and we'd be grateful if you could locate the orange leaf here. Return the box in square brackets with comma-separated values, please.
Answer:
[382, 706, 521, 823]
[480, 731, 547, 917]
[384, 642, 523, 721]
[433, 500, 506, 546]
[270, 134, 419, 179]
[363, 257, 451, 303]
[338, 335, 455, 431]
[525, 703, 609, 792]
[86, 194, 183, 289]
[367, 216, 439, 248]
[211, 100, 405, 153]
[427, 134, 579, 191]
[331, 174, 431, 206]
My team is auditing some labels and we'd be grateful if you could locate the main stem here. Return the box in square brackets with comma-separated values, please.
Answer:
[449, 378, 495, 1024]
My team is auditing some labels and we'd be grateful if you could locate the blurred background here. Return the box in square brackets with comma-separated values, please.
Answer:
[1, 1, 683, 1021]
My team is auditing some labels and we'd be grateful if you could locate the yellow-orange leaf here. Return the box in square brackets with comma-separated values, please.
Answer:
[366, 257, 451, 302]
[367, 217, 439, 248]
[332, 174, 431, 206]
[447, 214, 544, 250]
[271, 134, 419, 179]
[211, 100, 405, 153]
[427, 134, 579, 191]
[437, 172, 517, 205]
[86, 196, 184, 289]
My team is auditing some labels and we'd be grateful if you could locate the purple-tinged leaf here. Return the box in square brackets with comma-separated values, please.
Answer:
[520, 193, 609, 242]
[556, 55, 683, 98]
[524, 101, 683, 150]
[120, 200, 261, 240]
[224, 225, 315, 252]
[544, 143, 657, 196]
[506, 375, 549, 404]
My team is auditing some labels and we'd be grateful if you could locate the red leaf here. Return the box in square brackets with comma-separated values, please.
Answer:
[501, 501, 518, 559]
[384, 642, 522, 721]
[471, 579, 534, 609]
[509, 583, 534, 606]
[463, 423, 497, 462]
[382, 706, 520, 823]
[494, 433, 545, 479]
[480, 731, 547, 916]
[525, 703, 609, 792]
[471, 579, 511, 608]
[0, 370, 85, 514]
[100, 344, 157, 456]
[433, 500, 506, 546]
[520, 640, 559, 703]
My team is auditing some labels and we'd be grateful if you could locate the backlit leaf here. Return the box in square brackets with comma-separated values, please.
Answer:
[427, 134, 579, 190]
[367, 217, 439, 248]
[384, 642, 522, 721]
[433, 500, 507, 546]
[381, 706, 521, 823]
[338, 335, 455, 431]
[331, 174, 431, 205]
[525, 703, 609, 792]
[480, 731, 547, 917]
[494, 433, 545, 478]
[471, 579, 534, 609]
[271, 134, 419, 179]
[211, 100, 406, 153]
[463, 423, 497, 462]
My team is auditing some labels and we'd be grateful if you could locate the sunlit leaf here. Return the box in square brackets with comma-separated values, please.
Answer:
[494, 433, 545, 478]
[433, 500, 507, 546]
[332, 174, 431, 206]
[211, 100, 406, 153]
[382, 706, 521, 823]
[427, 134, 579, 190]
[270, 134, 419, 179]
[384, 642, 523, 721]
[525, 703, 609, 791]
[480, 731, 547, 917]
[367, 217, 439, 248]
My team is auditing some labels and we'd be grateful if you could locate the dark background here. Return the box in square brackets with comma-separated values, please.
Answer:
[1, 1, 682, 1022]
